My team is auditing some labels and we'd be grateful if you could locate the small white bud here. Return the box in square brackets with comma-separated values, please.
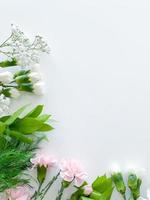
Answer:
[0, 71, 13, 84]
[33, 81, 45, 95]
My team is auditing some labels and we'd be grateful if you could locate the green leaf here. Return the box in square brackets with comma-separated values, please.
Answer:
[38, 123, 54, 132]
[0, 58, 17, 68]
[5, 105, 28, 125]
[70, 189, 83, 200]
[80, 197, 94, 200]
[2, 88, 11, 97]
[25, 105, 44, 118]
[37, 114, 51, 122]
[15, 75, 30, 84]
[18, 83, 33, 92]
[0, 122, 6, 134]
[7, 130, 33, 144]
[14, 70, 30, 78]
[92, 175, 113, 194]
[90, 191, 102, 200]
[13, 117, 44, 134]
[0, 116, 10, 122]
[0, 136, 7, 149]
[99, 187, 114, 200]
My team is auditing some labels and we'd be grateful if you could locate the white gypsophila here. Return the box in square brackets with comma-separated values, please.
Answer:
[0, 94, 10, 116]
[33, 81, 45, 95]
[0, 71, 13, 84]
[0, 24, 50, 66]
[109, 163, 121, 174]
[10, 88, 20, 99]
[126, 164, 146, 178]
[28, 72, 42, 83]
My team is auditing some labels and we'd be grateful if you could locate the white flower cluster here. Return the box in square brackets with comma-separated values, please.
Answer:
[29, 64, 45, 95]
[0, 25, 48, 115]
[0, 71, 20, 99]
[0, 24, 50, 66]
[0, 64, 45, 115]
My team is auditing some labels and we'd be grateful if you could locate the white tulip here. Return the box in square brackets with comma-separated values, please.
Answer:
[33, 81, 45, 95]
[10, 88, 20, 99]
[29, 72, 42, 83]
[0, 71, 13, 84]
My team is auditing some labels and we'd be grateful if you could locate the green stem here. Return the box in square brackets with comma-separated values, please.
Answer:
[3, 84, 18, 88]
[122, 194, 126, 200]
[55, 183, 65, 200]
[0, 50, 13, 59]
[0, 34, 12, 48]
[40, 172, 60, 200]
[31, 182, 43, 200]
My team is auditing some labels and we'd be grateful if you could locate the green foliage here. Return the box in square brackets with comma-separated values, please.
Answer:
[0, 103, 53, 192]
[0, 149, 32, 192]
[5, 105, 28, 125]
[70, 175, 113, 200]
[92, 175, 113, 194]
[0, 58, 17, 67]
[25, 105, 44, 118]
[14, 70, 30, 78]
[0, 119, 47, 192]
[91, 175, 114, 200]
[0, 104, 53, 144]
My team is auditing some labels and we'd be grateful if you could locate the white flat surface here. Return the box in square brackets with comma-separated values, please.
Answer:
[1, 0, 150, 198]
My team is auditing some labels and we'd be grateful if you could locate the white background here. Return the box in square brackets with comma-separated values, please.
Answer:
[1, 0, 150, 199]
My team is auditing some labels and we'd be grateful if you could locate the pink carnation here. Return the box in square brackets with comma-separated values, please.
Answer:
[60, 159, 87, 187]
[6, 185, 30, 200]
[83, 185, 93, 196]
[30, 153, 57, 168]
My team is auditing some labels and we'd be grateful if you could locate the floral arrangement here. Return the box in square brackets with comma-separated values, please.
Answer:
[0, 25, 149, 200]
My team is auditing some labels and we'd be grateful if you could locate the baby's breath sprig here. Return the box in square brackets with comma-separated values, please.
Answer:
[0, 24, 50, 67]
